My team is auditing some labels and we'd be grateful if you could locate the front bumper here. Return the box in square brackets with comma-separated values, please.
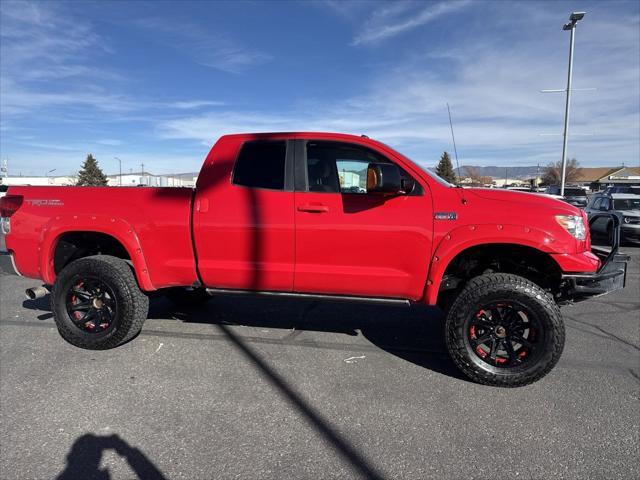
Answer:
[559, 214, 629, 303]
[622, 224, 640, 244]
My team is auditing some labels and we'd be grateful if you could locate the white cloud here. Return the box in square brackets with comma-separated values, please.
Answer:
[2, 1, 638, 174]
[133, 17, 272, 74]
[0, 3, 230, 121]
[352, 0, 472, 46]
[166, 100, 226, 110]
[158, 7, 639, 168]
[95, 139, 123, 146]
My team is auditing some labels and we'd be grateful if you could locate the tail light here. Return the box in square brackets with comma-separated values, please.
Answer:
[0, 195, 23, 218]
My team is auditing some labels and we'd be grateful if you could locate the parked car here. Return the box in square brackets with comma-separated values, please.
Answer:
[543, 186, 588, 208]
[602, 185, 640, 195]
[585, 193, 640, 244]
[0, 184, 7, 198]
[0, 132, 629, 387]
[506, 187, 535, 193]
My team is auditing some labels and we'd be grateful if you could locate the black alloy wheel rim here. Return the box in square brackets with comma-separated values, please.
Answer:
[65, 277, 118, 334]
[467, 301, 542, 368]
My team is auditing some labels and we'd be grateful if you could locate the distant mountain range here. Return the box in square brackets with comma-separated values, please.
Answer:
[429, 165, 541, 179]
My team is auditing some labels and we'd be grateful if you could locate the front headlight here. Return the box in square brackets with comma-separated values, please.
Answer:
[555, 215, 586, 240]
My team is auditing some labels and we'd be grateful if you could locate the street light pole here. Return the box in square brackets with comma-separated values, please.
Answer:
[114, 157, 122, 186]
[46, 168, 56, 185]
[559, 12, 585, 197]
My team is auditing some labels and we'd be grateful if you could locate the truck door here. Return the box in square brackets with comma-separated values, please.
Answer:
[193, 139, 295, 291]
[293, 140, 433, 300]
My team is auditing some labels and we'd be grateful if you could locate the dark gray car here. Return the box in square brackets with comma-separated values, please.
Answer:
[544, 186, 589, 208]
[585, 193, 640, 244]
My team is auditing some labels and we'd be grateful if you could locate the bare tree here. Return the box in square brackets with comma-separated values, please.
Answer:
[542, 158, 581, 185]
[464, 166, 480, 182]
[463, 166, 491, 186]
[479, 175, 493, 186]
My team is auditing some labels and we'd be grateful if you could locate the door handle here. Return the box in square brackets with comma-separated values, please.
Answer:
[297, 204, 329, 213]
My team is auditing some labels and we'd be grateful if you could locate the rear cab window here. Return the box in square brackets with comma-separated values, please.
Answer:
[232, 141, 287, 190]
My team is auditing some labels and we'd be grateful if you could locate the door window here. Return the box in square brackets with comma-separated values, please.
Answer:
[306, 142, 418, 194]
[232, 141, 286, 190]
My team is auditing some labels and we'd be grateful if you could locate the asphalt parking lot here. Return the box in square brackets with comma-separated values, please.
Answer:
[1, 244, 638, 480]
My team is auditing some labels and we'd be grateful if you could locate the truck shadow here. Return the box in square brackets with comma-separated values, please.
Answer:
[148, 295, 464, 479]
[147, 295, 466, 382]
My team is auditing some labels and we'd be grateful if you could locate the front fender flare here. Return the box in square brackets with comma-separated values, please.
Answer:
[423, 223, 565, 304]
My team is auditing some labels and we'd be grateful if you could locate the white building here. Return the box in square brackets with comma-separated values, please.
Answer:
[106, 172, 197, 187]
[492, 178, 528, 188]
[1, 172, 198, 188]
[0, 175, 77, 186]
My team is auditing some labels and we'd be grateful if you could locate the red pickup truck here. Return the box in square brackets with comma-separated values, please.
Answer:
[0, 132, 628, 386]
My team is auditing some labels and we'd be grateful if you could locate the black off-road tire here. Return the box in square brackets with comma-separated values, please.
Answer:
[164, 287, 210, 306]
[445, 273, 565, 387]
[51, 255, 149, 350]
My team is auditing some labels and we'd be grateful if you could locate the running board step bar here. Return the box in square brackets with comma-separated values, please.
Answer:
[205, 288, 411, 306]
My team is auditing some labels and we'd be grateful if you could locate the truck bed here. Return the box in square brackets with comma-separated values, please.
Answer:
[4, 186, 198, 290]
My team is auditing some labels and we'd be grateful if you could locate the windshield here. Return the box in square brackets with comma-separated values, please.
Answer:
[423, 168, 455, 187]
[613, 198, 640, 210]
[371, 140, 455, 187]
[564, 188, 586, 196]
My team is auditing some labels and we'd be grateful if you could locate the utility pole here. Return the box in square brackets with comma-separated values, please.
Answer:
[141, 162, 145, 185]
[559, 12, 586, 196]
[114, 157, 122, 186]
[505, 167, 508, 188]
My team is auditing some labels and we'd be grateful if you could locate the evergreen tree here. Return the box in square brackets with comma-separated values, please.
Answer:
[435, 151, 457, 184]
[76, 154, 108, 186]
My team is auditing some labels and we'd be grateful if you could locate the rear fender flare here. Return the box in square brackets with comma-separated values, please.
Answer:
[39, 215, 154, 291]
[423, 223, 564, 304]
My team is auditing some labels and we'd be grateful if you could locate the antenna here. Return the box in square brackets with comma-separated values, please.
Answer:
[446, 103, 462, 183]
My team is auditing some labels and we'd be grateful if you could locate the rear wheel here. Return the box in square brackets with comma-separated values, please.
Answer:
[51, 255, 148, 350]
[445, 273, 564, 387]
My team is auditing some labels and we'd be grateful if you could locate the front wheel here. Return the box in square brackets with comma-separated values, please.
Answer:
[445, 273, 565, 387]
[51, 255, 149, 350]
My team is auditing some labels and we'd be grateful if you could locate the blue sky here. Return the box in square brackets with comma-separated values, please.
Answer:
[1, 0, 638, 176]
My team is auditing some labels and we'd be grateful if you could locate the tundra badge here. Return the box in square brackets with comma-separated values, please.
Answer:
[434, 212, 457, 220]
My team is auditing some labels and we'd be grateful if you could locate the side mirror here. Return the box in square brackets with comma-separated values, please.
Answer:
[366, 163, 402, 195]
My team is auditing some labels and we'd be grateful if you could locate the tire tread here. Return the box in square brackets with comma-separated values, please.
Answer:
[445, 273, 565, 387]
[51, 255, 148, 350]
